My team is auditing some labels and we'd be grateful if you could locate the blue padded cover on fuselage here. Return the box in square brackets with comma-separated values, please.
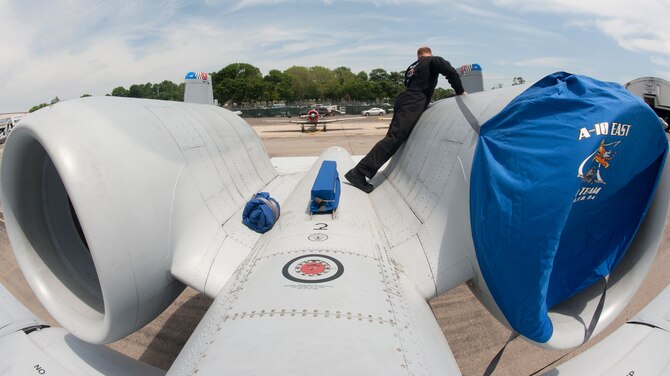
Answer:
[243, 192, 280, 233]
[310, 160, 340, 214]
[470, 72, 668, 343]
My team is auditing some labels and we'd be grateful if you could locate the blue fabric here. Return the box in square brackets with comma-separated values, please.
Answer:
[470, 72, 668, 343]
[242, 192, 280, 233]
[310, 160, 340, 213]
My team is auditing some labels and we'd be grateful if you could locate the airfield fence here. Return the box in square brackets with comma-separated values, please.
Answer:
[233, 104, 393, 118]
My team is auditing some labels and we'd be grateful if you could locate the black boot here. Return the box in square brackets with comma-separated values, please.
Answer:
[345, 169, 374, 193]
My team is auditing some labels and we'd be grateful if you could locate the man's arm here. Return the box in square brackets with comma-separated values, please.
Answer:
[433, 57, 465, 95]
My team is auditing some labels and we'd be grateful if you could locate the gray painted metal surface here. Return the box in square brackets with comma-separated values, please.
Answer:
[0, 280, 163, 375]
[548, 283, 670, 375]
[0, 83, 668, 374]
[0, 283, 44, 339]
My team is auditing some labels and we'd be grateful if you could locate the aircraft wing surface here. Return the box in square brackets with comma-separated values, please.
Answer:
[168, 147, 461, 375]
[0, 284, 45, 339]
[547, 283, 670, 375]
[0, 283, 163, 376]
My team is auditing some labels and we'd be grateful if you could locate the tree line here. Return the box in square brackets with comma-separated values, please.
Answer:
[209, 63, 407, 107]
[29, 63, 463, 112]
[110, 63, 455, 107]
[110, 80, 186, 102]
[209, 63, 455, 106]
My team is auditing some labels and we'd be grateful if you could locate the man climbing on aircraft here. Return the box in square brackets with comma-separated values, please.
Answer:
[345, 46, 466, 193]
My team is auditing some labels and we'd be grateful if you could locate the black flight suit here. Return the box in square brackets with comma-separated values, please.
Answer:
[354, 56, 465, 179]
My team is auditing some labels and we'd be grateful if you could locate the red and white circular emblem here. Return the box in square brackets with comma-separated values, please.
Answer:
[283, 254, 343, 283]
[297, 260, 330, 276]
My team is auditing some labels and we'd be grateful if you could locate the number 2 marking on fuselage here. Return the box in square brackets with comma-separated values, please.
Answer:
[313, 223, 328, 230]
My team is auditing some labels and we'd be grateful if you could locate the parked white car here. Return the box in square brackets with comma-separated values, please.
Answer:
[361, 107, 386, 116]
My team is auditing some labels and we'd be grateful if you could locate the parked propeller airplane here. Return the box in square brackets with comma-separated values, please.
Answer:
[289, 108, 365, 132]
[1, 72, 669, 376]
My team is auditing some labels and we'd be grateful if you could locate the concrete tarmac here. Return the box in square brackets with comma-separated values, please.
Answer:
[1, 115, 669, 375]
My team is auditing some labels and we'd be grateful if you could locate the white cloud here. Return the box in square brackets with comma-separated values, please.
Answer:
[1, 0, 666, 112]
[455, 3, 564, 42]
[513, 57, 579, 68]
[229, 0, 294, 12]
[0, 1, 410, 111]
[228, 0, 445, 11]
[650, 56, 670, 79]
[492, 0, 670, 55]
[651, 56, 670, 68]
[0, 4, 247, 110]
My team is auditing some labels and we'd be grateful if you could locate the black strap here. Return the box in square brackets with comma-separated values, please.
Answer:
[456, 95, 480, 134]
[483, 332, 519, 376]
[584, 274, 610, 342]
[529, 274, 611, 375]
[529, 350, 572, 376]
[22, 325, 50, 334]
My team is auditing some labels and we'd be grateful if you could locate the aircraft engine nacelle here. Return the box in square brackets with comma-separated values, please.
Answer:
[384, 72, 670, 350]
[467, 74, 669, 349]
[0, 97, 275, 344]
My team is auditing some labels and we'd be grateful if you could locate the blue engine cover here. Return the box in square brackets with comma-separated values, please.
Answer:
[470, 72, 668, 342]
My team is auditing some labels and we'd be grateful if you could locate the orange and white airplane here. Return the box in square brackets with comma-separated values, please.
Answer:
[289, 108, 364, 132]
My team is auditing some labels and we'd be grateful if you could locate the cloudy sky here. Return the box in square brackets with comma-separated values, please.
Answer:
[1, 0, 669, 113]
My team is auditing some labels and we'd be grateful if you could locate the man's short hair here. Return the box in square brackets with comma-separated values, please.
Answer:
[417, 46, 432, 56]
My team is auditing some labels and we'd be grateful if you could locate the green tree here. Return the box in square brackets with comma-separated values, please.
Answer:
[369, 68, 394, 102]
[80, 94, 92, 98]
[263, 69, 294, 104]
[155, 80, 184, 101]
[358, 72, 375, 102]
[309, 66, 337, 103]
[128, 83, 155, 98]
[284, 66, 314, 103]
[212, 63, 264, 105]
[512, 76, 526, 86]
[111, 86, 129, 97]
[333, 66, 356, 84]
[388, 71, 405, 99]
[29, 102, 49, 112]
[333, 67, 357, 102]
[432, 87, 455, 100]
[109, 81, 182, 100]
[341, 72, 373, 102]
[29, 96, 60, 112]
